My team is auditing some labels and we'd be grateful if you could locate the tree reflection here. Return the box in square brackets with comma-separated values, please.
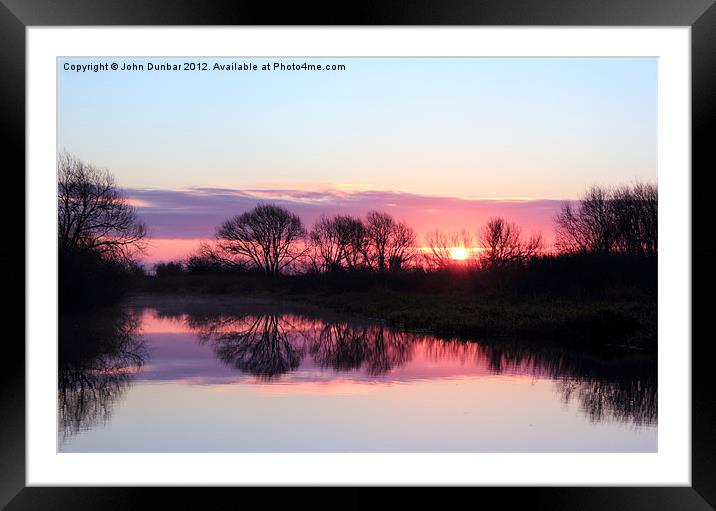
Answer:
[557, 377, 657, 426]
[308, 322, 412, 376]
[500, 343, 654, 426]
[186, 313, 414, 379]
[191, 314, 305, 380]
[438, 338, 657, 427]
[58, 307, 146, 441]
[309, 322, 369, 371]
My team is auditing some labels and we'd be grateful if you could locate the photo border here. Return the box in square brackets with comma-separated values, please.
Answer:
[4, 0, 715, 508]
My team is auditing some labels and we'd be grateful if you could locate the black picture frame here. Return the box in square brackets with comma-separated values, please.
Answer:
[3, 0, 714, 508]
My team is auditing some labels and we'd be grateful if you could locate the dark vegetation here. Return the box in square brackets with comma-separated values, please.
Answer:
[58, 152, 657, 350]
[58, 151, 147, 309]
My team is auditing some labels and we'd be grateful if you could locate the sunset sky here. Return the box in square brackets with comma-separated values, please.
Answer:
[58, 57, 657, 263]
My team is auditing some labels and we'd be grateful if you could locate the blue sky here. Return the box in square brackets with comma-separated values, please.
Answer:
[58, 57, 657, 200]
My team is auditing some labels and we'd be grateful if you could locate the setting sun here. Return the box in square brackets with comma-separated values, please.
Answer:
[449, 247, 469, 261]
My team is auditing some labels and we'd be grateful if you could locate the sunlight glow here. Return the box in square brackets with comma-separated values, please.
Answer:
[449, 247, 469, 261]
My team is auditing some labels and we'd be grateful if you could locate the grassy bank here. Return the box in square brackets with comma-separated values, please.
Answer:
[290, 290, 656, 349]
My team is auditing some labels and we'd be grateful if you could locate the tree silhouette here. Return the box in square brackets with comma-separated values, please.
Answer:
[386, 220, 418, 272]
[214, 203, 307, 275]
[554, 186, 615, 254]
[611, 182, 658, 255]
[424, 229, 474, 269]
[363, 211, 417, 272]
[308, 214, 367, 273]
[478, 217, 542, 268]
[58, 152, 148, 308]
[554, 183, 657, 255]
[58, 151, 146, 264]
[339, 215, 369, 270]
[364, 211, 394, 272]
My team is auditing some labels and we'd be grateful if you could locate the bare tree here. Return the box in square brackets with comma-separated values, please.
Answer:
[308, 215, 344, 273]
[364, 211, 394, 272]
[214, 204, 307, 275]
[611, 182, 658, 255]
[188, 241, 247, 272]
[555, 183, 657, 255]
[554, 186, 615, 254]
[309, 214, 367, 273]
[57, 151, 146, 263]
[387, 220, 418, 272]
[634, 182, 657, 255]
[424, 229, 473, 269]
[363, 211, 417, 272]
[478, 217, 542, 268]
[337, 215, 368, 270]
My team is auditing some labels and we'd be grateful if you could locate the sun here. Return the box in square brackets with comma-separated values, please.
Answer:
[449, 247, 469, 261]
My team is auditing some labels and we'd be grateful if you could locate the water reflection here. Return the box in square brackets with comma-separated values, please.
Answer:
[190, 314, 306, 378]
[59, 302, 657, 441]
[558, 378, 657, 426]
[184, 313, 415, 378]
[167, 306, 656, 426]
[58, 307, 147, 441]
[474, 341, 657, 426]
[309, 322, 412, 376]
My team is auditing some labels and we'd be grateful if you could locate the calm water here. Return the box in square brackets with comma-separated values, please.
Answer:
[58, 296, 657, 452]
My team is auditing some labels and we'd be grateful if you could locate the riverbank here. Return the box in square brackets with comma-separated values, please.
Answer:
[289, 290, 656, 350]
[135, 271, 656, 351]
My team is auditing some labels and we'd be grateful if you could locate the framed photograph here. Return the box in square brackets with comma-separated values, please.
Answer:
[5, 0, 715, 507]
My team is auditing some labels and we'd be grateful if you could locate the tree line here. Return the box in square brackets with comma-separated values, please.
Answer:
[188, 206, 545, 274]
[188, 183, 656, 276]
[56, 152, 657, 286]
[555, 183, 657, 256]
[192, 207, 422, 275]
